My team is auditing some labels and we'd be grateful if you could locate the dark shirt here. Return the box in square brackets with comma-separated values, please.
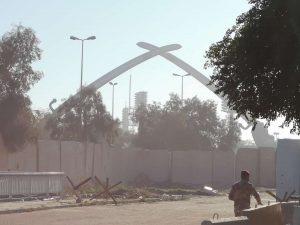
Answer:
[229, 179, 261, 210]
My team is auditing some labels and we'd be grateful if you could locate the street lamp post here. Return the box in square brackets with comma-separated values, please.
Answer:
[70, 36, 96, 131]
[109, 82, 118, 119]
[172, 73, 190, 102]
[70, 35, 96, 93]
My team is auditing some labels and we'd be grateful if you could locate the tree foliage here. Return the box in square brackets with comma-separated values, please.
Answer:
[205, 0, 300, 133]
[218, 114, 242, 151]
[113, 129, 135, 148]
[133, 94, 241, 151]
[46, 87, 119, 143]
[0, 25, 43, 151]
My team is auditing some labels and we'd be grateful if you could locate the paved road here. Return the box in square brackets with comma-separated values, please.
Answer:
[1, 193, 273, 225]
[0, 196, 234, 225]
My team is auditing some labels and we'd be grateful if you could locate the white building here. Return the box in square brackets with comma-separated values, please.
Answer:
[135, 91, 147, 109]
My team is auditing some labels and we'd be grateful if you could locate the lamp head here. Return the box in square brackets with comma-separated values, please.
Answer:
[86, 36, 96, 40]
[70, 36, 80, 40]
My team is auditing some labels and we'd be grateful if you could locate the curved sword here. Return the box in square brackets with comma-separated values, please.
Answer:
[54, 44, 181, 113]
[137, 42, 218, 97]
[137, 42, 251, 124]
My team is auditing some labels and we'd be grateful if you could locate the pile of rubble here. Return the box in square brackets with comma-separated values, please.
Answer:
[202, 190, 300, 225]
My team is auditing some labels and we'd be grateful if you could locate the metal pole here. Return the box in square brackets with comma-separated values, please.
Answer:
[80, 40, 84, 93]
[129, 74, 131, 112]
[112, 85, 115, 119]
[109, 82, 117, 119]
[79, 40, 84, 130]
[70, 35, 96, 129]
[181, 75, 184, 102]
[70, 35, 96, 93]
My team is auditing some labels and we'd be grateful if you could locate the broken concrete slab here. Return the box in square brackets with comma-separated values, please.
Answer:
[201, 217, 249, 225]
[242, 203, 283, 225]
[281, 201, 298, 224]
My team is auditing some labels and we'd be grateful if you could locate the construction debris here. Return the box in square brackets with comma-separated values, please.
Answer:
[266, 189, 296, 202]
[203, 186, 218, 195]
[90, 176, 122, 205]
[242, 203, 282, 225]
[202, 216, 248, 225]
[66, 176, 92, 203]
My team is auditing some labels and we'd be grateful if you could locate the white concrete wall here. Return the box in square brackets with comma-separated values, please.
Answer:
[61, 141, 85, 182]
[105, 148, 126, 183]
[92, 143, 103, 179]
[119, 148, 140, 182]
[172, 150, 213, 185]
[135, 149, 170, 183]
[8, 143, 37, 172]
[94, 143, 109, 181]
[259, 148, 275, 187]
[38, 140, 60, 172]
[0, 137, 277, 189]
[84, 142, 95, 177]
[235, 148, 259, 185]
[235, 147, 276, 187]
[103, 148, 171, 184]
[213, 150, 235, 189]
[0, 136, 8, 170]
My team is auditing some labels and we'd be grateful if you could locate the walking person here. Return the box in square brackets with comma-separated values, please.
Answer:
[229, 170, 262, 216]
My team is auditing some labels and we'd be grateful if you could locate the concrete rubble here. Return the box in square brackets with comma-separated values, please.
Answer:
[202, 201, 299, 225]
[202, 216, 248, 225]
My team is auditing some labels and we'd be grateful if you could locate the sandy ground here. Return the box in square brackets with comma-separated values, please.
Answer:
[0, 193, 273, 225]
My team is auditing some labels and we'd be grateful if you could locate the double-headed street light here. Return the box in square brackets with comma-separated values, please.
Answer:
[70, 35, 96, 93]
[172, 73, 190, 102]
[70, 35, 96, 129]
[109, 82, 118, 119]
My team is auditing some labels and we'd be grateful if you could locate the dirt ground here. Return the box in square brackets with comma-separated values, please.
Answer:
[0, 192, 273, 225]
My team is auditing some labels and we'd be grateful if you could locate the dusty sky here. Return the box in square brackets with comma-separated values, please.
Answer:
[1, 0, 299, 140]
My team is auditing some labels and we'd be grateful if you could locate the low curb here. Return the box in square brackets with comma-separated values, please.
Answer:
[0, 196, 189, 215]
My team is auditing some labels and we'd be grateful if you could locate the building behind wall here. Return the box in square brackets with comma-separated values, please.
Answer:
[135, 91, 147, 109]
[121, 91, 147, 132]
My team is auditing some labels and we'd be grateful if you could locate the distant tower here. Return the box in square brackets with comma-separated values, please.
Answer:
[135, 91, 147, 108]
[122, 107, 129, 131]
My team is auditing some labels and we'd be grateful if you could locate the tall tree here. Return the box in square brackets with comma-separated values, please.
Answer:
[133, 102, 164, 149]
[0, 25, 43, 151]
[46, 87, 119, 143]
[205, 0, 300, 133]
[218, 114, 241, 151]
[133, 94, 241, 151]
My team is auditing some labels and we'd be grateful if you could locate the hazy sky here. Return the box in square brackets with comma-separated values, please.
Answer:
[1, 0, 299, 140]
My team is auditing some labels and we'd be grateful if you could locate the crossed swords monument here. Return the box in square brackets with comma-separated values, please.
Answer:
[52, 42, 276, 148]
